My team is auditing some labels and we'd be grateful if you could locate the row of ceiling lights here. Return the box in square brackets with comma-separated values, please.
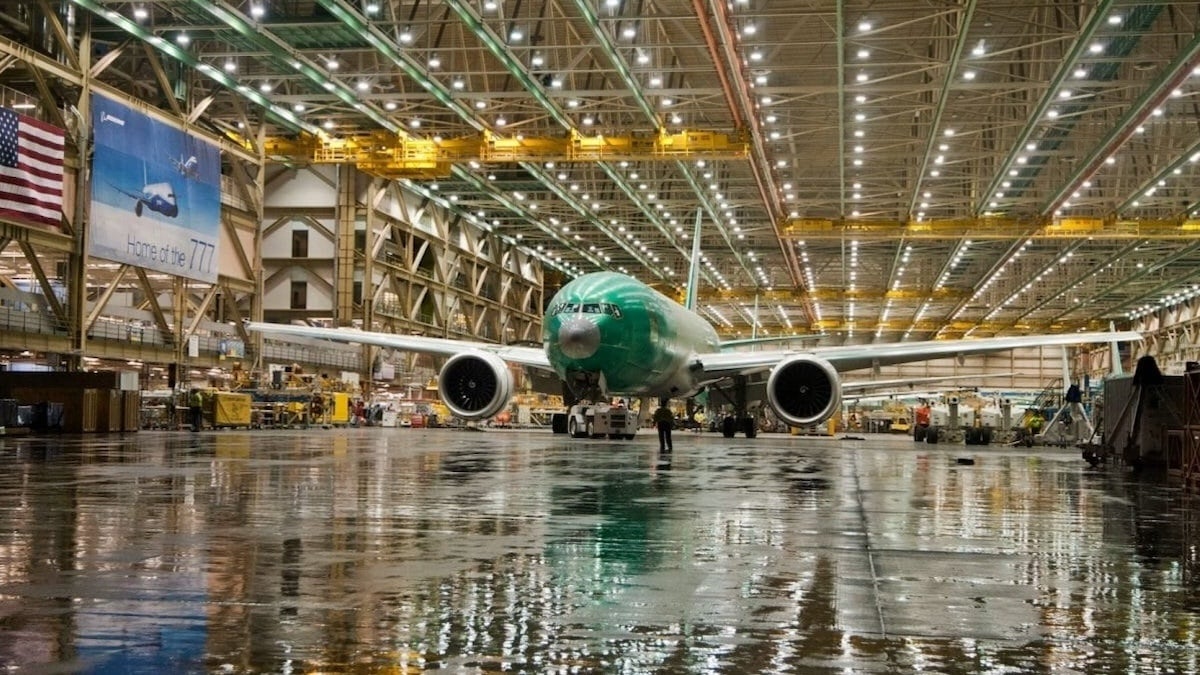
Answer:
[1130, 284, 1200, 320]
[126, 0, 768, 294]
[816, 12, 1200, 338]
[836, 12, 1198, 221]
[527, 8, 1194, 330]
[116, 2, 1197, 336]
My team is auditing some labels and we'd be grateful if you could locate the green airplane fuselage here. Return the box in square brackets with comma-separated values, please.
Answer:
[542, 271, 721, 397]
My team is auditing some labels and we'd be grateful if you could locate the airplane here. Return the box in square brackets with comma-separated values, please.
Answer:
[247, 270, 1142, 439]
[170, 154, 200, 180]
[110, 181, 179, 218]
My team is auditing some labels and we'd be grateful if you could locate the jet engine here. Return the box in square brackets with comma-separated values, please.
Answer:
[437, 351, 515, 420]
[766, 355, 842, 427]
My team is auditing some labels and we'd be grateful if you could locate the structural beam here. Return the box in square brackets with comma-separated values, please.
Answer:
[784, 216, 1200, 241]
[335, 166, 358, 326]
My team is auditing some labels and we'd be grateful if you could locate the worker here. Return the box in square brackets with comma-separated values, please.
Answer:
[653, 400, 674, 452]
[189, 389, 204, 432]
[1028, 412, 1045, 435]
[914, 404, 931, 428]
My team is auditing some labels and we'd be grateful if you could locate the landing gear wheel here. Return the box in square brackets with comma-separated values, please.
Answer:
[551, 413, 568, 434]
[742, 417, 757, 438]
[722, 416, 736, 438]
[925, 426, 939, 444]
[914, 426, 927, 442]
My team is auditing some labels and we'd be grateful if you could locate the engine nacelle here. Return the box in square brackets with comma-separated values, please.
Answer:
[437, 351, 515, 420]
[766, 355, 842, 427]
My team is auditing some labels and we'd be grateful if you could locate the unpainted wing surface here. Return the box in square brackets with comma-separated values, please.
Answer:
[694, 331, 1142, 383]
[246, 321, 552, 371]
[840, 372, 1016, 394]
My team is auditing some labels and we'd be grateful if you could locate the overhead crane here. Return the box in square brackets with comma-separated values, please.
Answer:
[262, 128, 750, 180]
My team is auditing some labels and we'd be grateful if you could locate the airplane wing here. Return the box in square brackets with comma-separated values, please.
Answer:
[107, 182, 144, 201]
[718, 334, 822, 350]
[843, 387, 973, 403]
[693, 331, 1142, 383]
[246, 321, 553, 371]
[840, 372, 1016, 393]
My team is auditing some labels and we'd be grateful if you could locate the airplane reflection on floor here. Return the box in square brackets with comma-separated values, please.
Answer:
[0, 429, 1197, 673]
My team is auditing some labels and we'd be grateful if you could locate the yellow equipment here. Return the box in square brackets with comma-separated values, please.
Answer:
[329, 392, 350, 425]
[211, 392, 252, 427]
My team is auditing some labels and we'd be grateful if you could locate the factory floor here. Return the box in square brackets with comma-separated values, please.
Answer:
[0, 427, 1197, 673]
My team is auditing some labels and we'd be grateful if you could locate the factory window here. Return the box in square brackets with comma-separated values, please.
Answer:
[291, 229, 309, 258]
[353, 281, 363, 304]
[290, 281, 307, 309]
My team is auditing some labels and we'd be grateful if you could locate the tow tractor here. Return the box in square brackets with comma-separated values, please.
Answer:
[554, 401, 638, 439]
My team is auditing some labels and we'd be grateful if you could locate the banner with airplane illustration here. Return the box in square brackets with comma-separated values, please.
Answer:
[89, 93, 221, 283]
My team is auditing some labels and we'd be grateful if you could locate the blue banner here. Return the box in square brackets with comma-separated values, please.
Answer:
[89, 94, 221, 283]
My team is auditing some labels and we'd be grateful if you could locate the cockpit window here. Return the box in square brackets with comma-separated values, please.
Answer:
[547, 301, 622, 318]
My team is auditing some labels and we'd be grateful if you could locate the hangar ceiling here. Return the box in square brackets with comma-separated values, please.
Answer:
[2, 0, 1200, 342]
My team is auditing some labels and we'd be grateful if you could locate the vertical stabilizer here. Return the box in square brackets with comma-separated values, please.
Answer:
[684, 209, 703, 312]
[1109, 321, 1124, 376]
[1061, 345, 1072, 389]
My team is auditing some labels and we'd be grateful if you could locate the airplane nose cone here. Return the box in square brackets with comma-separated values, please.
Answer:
[558, 316, 600, 359]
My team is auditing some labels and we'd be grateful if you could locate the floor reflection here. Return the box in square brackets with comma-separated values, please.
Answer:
[0, 430, 1197, 672]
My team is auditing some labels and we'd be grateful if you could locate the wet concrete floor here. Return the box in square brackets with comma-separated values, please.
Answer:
[0, 428, 1199, 673]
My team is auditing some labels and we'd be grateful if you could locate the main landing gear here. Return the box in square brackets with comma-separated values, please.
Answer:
[711, 374, 758, 438]
[720, 415, 758, 439]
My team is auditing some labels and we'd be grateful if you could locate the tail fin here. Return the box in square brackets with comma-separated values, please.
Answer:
[1109, 321, 1124, 376]
[1061, 346, 1072, 390]
[684, 208, 703, 312]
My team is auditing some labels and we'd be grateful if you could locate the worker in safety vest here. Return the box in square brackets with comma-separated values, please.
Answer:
[189, 389, 204, 432]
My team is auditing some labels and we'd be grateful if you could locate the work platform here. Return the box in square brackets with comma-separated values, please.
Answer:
[0, 429, 1196, 672]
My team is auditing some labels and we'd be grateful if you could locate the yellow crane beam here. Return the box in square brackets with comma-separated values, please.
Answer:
[263, 128, 750, 179]
[797, 318, 1106, 335]
[785, 216, 1200, 241]
[708, 317, 1110, 338]
[696, 287, 970, 302]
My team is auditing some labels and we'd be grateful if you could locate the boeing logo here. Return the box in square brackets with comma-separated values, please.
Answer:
[100, 112, 125, 126]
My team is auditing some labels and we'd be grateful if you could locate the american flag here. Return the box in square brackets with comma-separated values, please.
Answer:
[0, 106, 65, 230]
